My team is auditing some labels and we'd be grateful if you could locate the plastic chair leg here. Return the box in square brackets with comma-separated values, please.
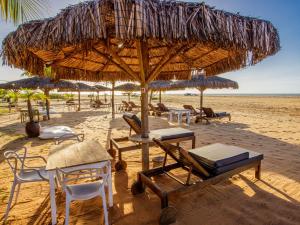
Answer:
[4, 181, 17, 221]
[65, 195, 71, 225]
[14, 183, 21, 204]
[101, 186, 109, 225]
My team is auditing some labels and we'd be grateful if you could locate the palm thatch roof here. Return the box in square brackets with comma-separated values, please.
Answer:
[115, 83, 140, 92]
[94, 84, 111, 92]
[174, 74, 239, 91]
[2, 0, 280, 82]
[0, 76, 77, 90]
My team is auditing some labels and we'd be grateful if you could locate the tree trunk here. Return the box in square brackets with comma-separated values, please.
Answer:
[111, 81, 115, 119]
[27, 98, 34, 122]
[44, 89, 50, 120]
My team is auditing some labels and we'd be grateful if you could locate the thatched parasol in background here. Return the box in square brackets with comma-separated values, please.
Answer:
[115, 83, 140, 102]
[1, 0, 280, 173]
[94, 84, 111, 102]
[174, 75, 239, 114]
[59, 82, 97, 111]
[0, 76, 77, 119]
[149, 80, 177, 103]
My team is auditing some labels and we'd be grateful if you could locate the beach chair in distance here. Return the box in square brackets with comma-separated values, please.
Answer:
[148, 103, 163, 117]
[128, 101, 141, 110]
[196, 107, 231, 124]
[157, 103, 170, 112]
[131, 139, 263, 225]
[183, 105, 201, 116]
[109, 113, 195, 171]
[121, 101, 132, 111]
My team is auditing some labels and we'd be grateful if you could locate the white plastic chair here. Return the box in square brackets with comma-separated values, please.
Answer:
[56, 165, 109, 225]
[4, 147, 50, 222]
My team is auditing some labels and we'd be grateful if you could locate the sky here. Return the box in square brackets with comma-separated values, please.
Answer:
[0, 0, 299, 94]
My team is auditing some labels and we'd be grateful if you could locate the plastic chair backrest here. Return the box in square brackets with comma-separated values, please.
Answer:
[56, 166, 108, 190]
[4, 147, 27, 175]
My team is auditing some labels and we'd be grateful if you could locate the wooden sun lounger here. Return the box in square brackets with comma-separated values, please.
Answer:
[109, 113, 195, 171]
[183, 105, 201, 116]
[148, 103, 166, 117]
[196, 107, 231, 124]
[131, 139, 263, 225]
[157, 103, 170, 112]
[128, 101, 140, 109]
[120, 101, 132, 111]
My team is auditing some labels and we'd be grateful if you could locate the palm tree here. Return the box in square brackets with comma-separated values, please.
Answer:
[0, 0, 48, 24]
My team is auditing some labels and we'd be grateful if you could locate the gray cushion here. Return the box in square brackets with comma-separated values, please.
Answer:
[123, 113, 142, 128]
[212, 151, 263, 175]
[188, 143, 263, 176]
[150, 128, 194, 141]
[189, 144, 249, 168]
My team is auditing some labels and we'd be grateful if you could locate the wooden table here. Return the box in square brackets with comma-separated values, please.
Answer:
[46, 140, 113, 225]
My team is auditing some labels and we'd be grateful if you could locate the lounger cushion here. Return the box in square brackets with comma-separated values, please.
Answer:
[189, 144, 249, 168]
[39, 126, 75, 139]
[123, 113, 141, 127]
[188, 143, 263, 176]
[150, 127, 194, 141]
[212, 151, 263, 175]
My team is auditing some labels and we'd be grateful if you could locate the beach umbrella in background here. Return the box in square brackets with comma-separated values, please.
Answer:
[149, 80, 178, 103]
[174, 75, 239, 114]
[94, 84, 111, 101]
[0, 76, 77, 119]
[58, 82, 97, 111]
[1, 0, 280, 173]
[115, 83, 140, 102]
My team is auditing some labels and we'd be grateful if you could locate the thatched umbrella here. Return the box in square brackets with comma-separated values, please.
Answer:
[149, 80, 177, 103]
[0, 77, 77, 119]
[115, 83, 140, 102]
[94, 84, 111, 101]
[1, 0, 280, 172]
[59, 82, 96, 111]
[174, 75, 239, 114]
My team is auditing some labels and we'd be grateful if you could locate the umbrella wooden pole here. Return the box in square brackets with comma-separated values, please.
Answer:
[149, 90, 153, 103]
[111, 81, 115, 119]
[159, 90, 162, 103]
[78, 90, 81, 111]
[128, 93, 130, 102]
[138, 40, 150, 171]
[97, 91, 99, 100]
[140, 83, 150, 171]
[200, 88, 204, 123]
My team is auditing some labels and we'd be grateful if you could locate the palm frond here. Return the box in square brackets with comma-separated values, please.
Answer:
[0, 0, 49, 24]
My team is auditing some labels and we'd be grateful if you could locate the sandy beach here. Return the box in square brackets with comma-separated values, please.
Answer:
[0, 94, 299, 225]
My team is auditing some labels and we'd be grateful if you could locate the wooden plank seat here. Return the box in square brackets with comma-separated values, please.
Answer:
[109, 113, 195, 171]
[131, 140, 263, 225]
